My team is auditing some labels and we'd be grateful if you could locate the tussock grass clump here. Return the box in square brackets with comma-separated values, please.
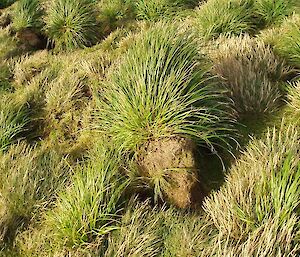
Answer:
[98, 22, 234, 152]
[12, 0, 43, 31]
[194, 0, 256, 40]
[97, 0, 136, 35]
[13, 51, 50, 86]
[135, 0, 196, 21]
[263, 14, 300, 68]
[10, 50, 101, 156]
[15, 199, 207, 256]
[45, 143, 129, 250]
[104, 199, 207, 257]
[39, 63, 96, 155]
[288, 81, 300, 112]
[0, 28, 20, 60]
[160, 210, 208, 257]
[0, 144, 70, 245]
[286, 81, 300, 125]
[202, 123, 300, 256]
[0, 97, 29, 153]
[104, 200, 165, 257]
[255, 0, 300, 26]
[0, 62, 12, 92]
[211, 35, 289, 115]
[44, 0, 98, 51]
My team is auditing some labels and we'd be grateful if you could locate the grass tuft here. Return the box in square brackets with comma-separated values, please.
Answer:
[135, 0, 196, 21]
[97, 0, 136, 35]
[0, 144, 70, 245]
[255, 0, 300, 26]
[194, 0, 256, 40]
[44, 143, 129, 250]
[202, 123, 300, 256]
[44, 0, 98, 51]
[0, 97, 29, 153]
[97, 22, 235, 152]
[288, 80, 300, 109]
[210, 35, 289, 115]
[104, 199, 207, 257]
[260, 14, 300, 68]
[12, 0, 43, 31]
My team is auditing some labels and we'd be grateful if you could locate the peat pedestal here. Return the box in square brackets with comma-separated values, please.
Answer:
[138, 136, 205, 208]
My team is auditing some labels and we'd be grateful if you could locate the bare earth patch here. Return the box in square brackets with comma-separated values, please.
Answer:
[138, 136, 205, 208]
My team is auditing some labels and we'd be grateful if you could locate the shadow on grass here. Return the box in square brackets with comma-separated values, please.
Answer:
[197, 108, 287, 198]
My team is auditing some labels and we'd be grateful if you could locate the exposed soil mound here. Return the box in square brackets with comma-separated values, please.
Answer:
[16, 28, 47, 50]
[138, 137, 205, 208]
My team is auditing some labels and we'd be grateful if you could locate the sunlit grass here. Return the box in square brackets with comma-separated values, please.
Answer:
[44, 143, 129, 250]
[210, 35, 289, 115]
[0, 144, 70, 246]
[0, 97, 29, 153]
[44, 0, 98, 51]
[12, 0, 43, 31]
[194, 0, 256, 40]
[255, 0, 300, 26]
[97, 22, 235, 152]
[203, 123, 300, 256]
[261, 14, 300, 68]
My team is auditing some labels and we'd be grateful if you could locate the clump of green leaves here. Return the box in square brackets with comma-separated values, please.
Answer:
[44, 0, 98, 51]
[255, 0, 300, 26]
[195, 0, 256, 40]
[97, 22, 234, 152]
[0, 97, 30, 153]
[12, 0, 43, 31]
[202, 123, 300, 256]
[0, 144, 70, 245]
[45, 143, 129, 250]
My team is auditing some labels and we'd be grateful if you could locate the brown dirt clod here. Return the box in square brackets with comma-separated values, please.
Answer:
[137, 136, 205, 209]
[16, 28, 47, 50]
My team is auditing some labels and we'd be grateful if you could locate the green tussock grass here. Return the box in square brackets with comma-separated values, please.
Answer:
[0, 0, 300, 255]
[104, 199, 207, 257]
[0, 62, 12, 92]
[44, 0, 98, 51]
[44, 143, 129, 251]
[97, 22, 235, 152]
[0, 28, 20, 61]
[202, 123, 300, 256]
[0, 143, 70, 246]
[0, 97, 30, 153]
[288, 81, 300, 112]
[194, 0, 256, 40]
[12, 0, 43, 31]
[261, 14, 300, 68]
[135, 0, 197, 21]
[97, 0, 136, 35]
[255, 0, 300, 26]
